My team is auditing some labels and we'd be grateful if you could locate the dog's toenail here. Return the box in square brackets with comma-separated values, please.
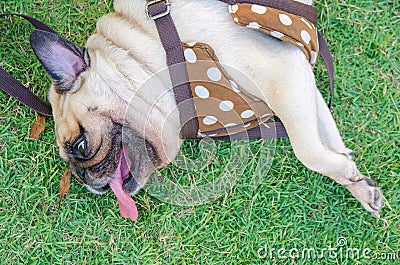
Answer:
[371, 212, 380, 219]
[369, 203, 380, 211]
[349, 176, 359, 182]
[374, 191, 380, 202]
[365, 178, 377, 187]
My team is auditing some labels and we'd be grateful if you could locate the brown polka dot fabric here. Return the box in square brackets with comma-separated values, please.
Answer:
[183, 42, 274, 138]
[229, 3, 319, 66]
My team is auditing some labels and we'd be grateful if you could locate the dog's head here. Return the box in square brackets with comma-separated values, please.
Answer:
[30, 30, 181, 195]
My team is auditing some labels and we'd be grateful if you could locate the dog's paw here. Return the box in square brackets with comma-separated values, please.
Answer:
[346, 175, 384, 218]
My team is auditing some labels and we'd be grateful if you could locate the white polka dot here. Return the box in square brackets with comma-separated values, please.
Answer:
[247, 22, 261, 29]
[219, 100, 234, 112]
[229, 4, 239, 13]
[271, 31, 284, 39]
[310, 51, 317, 64]
[207, 67, 222, 81]
[260, 113, 272, 119]
[229, 80, 240, 93]
[301, 30, 311, 44]
[233, 17, 239, 23]
[186, 42, 197, 47]
[241, 110, 255, 119]
[203, 116, 218, 125]
[198, 132, 207, 137]
[296, 42, 304, 47]
[301, 18, 313, 29]
[279, 14, 292, 26]
[243, 122, 252, 128]
[224, 123, 237, 128]
[195, 86, 209, 99]
[251, 4, 267, 14]
[184, 48, 197, 63]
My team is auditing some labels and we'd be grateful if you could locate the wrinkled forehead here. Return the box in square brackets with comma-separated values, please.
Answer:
[48, 86, 99, 140]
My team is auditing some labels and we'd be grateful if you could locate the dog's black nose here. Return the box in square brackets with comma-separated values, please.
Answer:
[75, 167, 87, 183]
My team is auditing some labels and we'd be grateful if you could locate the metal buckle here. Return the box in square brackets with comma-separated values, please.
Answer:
[146, 0, 171, 20]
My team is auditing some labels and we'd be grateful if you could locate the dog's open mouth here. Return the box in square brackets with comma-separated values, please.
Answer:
[80, 128, 160, 221]
[108, 146, 138, 221]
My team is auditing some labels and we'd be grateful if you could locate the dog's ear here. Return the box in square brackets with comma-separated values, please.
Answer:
[30, 29, 89, 93]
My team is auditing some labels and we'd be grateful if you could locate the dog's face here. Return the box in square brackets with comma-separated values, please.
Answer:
[30, 30, 172, 195]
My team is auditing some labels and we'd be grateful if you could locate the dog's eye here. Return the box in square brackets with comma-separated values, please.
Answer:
[76, 139, 86, 155]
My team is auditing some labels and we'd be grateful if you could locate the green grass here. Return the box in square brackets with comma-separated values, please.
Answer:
[0, 0, 399, 264]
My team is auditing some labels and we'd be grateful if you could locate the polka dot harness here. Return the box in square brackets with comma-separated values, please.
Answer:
[182, 4, 319, 138]
[229, 3, 319, 66]
[183, 42, 274, 138]
[146, 0, 334, 139]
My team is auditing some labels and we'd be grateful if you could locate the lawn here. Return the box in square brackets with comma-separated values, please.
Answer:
[0, 0, 399, 264]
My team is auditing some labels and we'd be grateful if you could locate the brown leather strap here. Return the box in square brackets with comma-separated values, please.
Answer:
[0, 13, 57, 33]
[318, 31, 335, 109]
[188, 121, 288, 140]
[146, 0, 199, 138]
[0, 13, 55, 117]
[0, 67, 52, 116]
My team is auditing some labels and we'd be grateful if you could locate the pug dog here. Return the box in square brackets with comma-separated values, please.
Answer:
[30, 0, 383, 217]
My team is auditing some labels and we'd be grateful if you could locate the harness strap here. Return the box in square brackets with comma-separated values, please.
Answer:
[189, 121, 288, 140]
[0, 13, 55, 117]
[0, 67, 52, 117]
[146, 0, 199, 138]
[318, 31, 335, 109]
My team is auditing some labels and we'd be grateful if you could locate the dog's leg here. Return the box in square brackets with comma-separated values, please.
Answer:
[316, 90, 354, 159]
[266, 63, 383, 216]
[315, 89, 384, 216]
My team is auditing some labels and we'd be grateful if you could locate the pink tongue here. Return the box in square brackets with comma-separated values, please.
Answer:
[109, 149, 138, 221]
